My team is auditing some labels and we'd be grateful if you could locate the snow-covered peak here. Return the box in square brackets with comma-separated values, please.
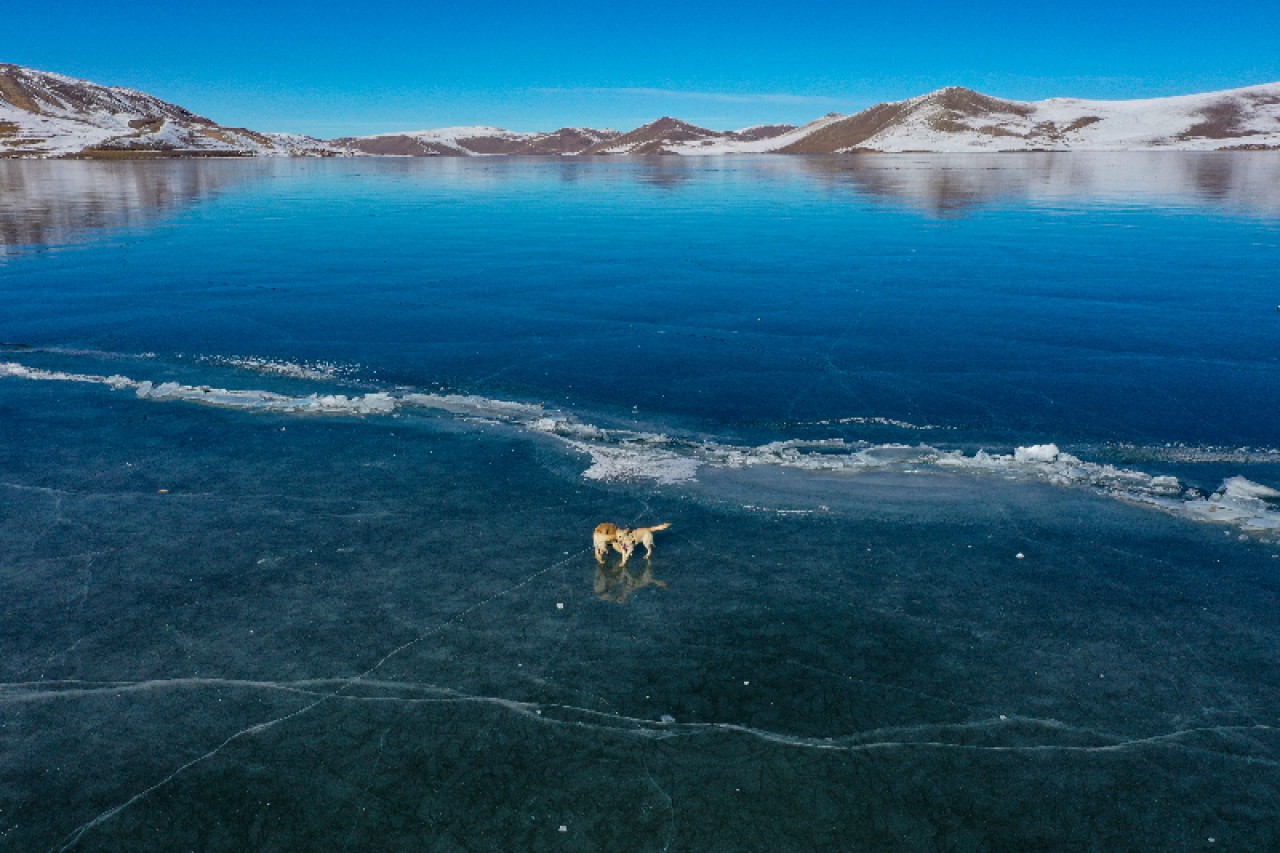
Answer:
[0, 63, 346, 158]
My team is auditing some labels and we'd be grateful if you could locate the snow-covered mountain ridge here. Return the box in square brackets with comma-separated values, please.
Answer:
[3, 62, 1278, 158]
[0, 64, 345, 158]
[329, 126, 622, 156]
[766, 84, 1280, 154]
[332, 85, 1280, 156]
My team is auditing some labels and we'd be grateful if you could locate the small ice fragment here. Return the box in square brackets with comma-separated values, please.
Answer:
[659, 714, 676, 724]
[1016, 552, 1025, 559]
[558, 825, 568, 833]
[743, 680, 750, 686]
[555, 602, 565, 610]
[1014, 444, 1060, 463]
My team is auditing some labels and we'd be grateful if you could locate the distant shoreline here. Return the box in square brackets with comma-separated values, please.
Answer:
[4, 63, 1280, 159]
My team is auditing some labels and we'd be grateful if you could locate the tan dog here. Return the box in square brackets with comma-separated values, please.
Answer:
[593, 522, 623, 564]
[614, 523, 671, 566]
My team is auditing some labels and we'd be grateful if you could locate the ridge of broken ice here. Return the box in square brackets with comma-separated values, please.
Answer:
[3, 359, 1277, 539]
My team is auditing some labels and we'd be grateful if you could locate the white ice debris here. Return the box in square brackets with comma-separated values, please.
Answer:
[567, 441, 703, 485]
[399, 393, 544, 420]
[1014, 444, 1061, 463]
[196, 355, 356, 381]
[1178, 476, 1280, 531]
[4, 358, 1279, 536]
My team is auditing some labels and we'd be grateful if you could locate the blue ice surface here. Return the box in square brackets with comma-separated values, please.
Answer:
[2, 154, 1279, 450]
[2, 154, 1280, 851]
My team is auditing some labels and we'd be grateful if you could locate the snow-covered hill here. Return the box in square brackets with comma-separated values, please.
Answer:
[0, 64, 346, 158]
[337, 118, 799, 157]
[332, 85, 1280, 156]
[4, 62, 1278, 158]
[763, 85, 1280, 154]
[333, 126, 621, 156]
[578, 117, 795, 155]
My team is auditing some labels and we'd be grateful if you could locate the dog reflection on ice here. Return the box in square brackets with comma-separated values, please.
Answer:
[594, 560, 668, 604]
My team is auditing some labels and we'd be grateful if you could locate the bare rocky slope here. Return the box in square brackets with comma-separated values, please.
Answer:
[4, 62, 1278, 158]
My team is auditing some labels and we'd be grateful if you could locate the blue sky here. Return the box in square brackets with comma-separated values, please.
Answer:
[8, 0, 1280, 136]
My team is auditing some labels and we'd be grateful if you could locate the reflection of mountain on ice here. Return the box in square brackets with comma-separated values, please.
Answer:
[3, 359, 1278, 541]
[793, 152, 1280, 217]
[0, 159, 259, 251]
[4, 153, 1280, 256]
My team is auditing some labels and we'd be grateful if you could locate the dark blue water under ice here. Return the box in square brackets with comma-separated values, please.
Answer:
[2, 155, 1279, 850]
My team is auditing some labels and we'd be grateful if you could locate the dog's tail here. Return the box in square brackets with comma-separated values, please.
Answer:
[647, 522, 672, 532]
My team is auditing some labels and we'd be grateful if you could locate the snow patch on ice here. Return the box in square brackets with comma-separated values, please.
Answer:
[197, 355, 358, 381]
[567, 441, 702, 485]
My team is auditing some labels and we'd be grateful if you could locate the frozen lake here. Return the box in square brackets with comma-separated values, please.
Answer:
[2, 154, 1279, 850]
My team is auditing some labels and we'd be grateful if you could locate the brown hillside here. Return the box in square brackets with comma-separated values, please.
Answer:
[778, 104, 910, 153]
[520, 128, 619, 154]
[732, 124, 796, 141]
[583, 117, 720, 154]
[779, 87, 1034, 153]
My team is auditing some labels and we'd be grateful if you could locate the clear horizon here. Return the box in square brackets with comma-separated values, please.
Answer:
[7, 0, 1280, 137]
